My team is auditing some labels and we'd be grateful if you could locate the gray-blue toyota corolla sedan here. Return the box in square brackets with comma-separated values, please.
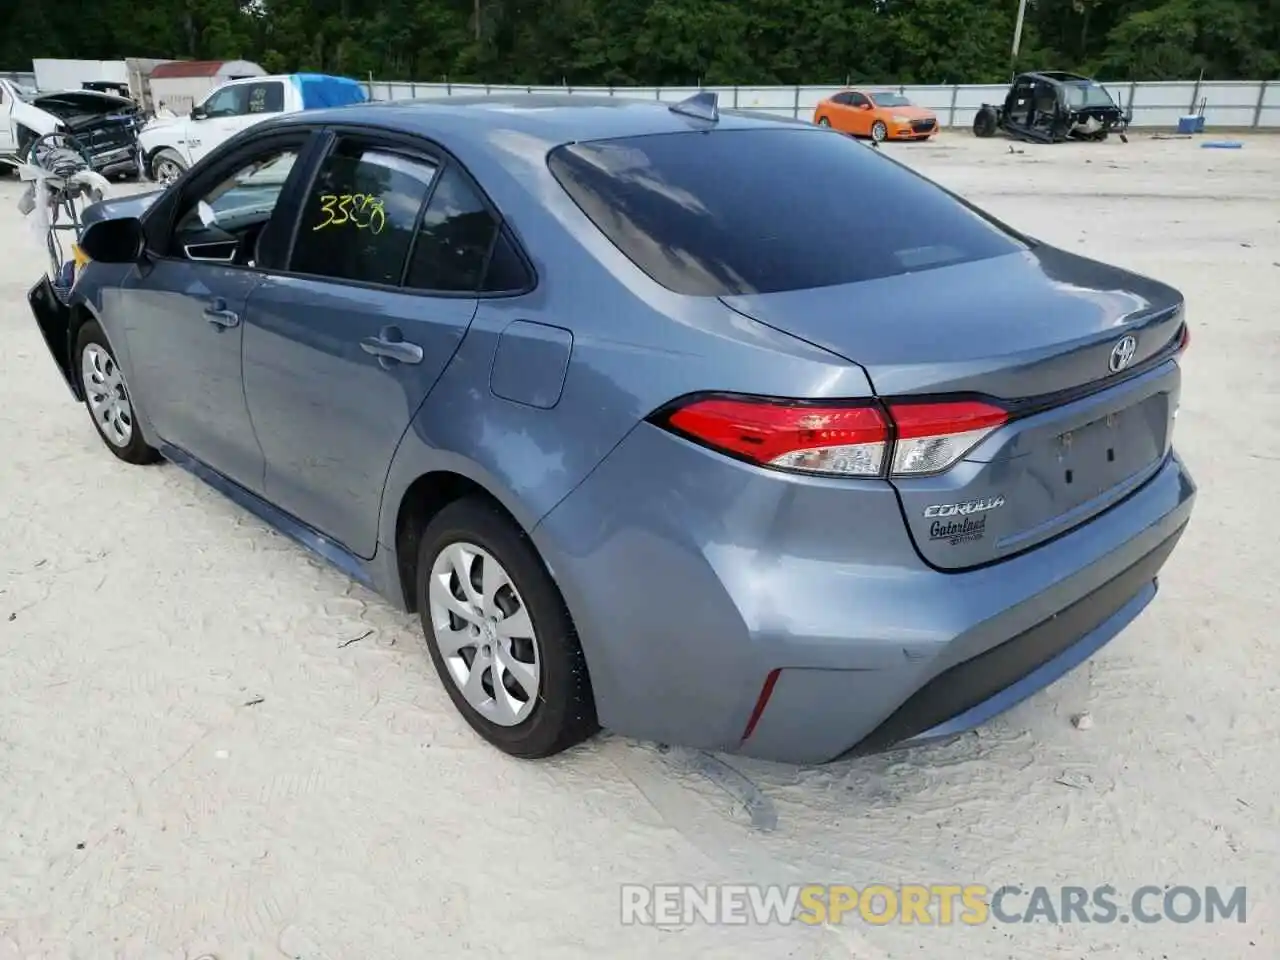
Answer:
[28, 93, 1195, 765]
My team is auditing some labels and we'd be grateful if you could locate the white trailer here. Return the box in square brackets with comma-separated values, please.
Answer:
[32, 59, 130, 93]
[146, 60, 267, 117]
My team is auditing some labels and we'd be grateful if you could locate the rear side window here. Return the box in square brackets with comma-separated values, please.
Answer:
[289, 139, 438, 286]
[481, 230, 532, 293]
[547, 128, 1025, 296]
[244, 81, 284, 114]
[403, 165, 501, 293]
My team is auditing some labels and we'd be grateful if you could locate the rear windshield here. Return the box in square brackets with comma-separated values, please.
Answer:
[547, 128, 1025, 296]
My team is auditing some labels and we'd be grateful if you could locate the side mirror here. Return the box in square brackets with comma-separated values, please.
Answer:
[79, 216, 147, 265]
[860, 103, 873, 110]
[190, 105, 207, 120]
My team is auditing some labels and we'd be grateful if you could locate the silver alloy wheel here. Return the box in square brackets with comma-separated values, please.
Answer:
[81, 343, 134, 447]
[428, 541, 541, 726]
[154, 156, 184, 183]
[871, 121, 888, 142]
[817, 117, 831, 126]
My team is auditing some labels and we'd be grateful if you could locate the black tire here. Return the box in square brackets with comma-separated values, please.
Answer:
[74, 320, 160, 465]
[973, 107, 997, 138]
[416, 496, 598, 759]
[817, 116, 831, 127]
[870, 120, 888, 142]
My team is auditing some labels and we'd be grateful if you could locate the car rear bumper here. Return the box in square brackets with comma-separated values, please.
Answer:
[534, 422, 1195, 765]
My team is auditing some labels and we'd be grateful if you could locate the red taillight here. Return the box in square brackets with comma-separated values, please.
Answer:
[666, 397, 889, 477]
[660, 395, 1008, 479]
[1177, 323, 1190, 354]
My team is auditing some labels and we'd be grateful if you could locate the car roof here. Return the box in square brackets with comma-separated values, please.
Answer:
[268, 93, 806, 147]
[1021, 70, 1096, 85]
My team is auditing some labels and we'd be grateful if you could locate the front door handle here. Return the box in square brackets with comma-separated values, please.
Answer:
[203, 297, 239, 329]
[361, 332, 424, 365]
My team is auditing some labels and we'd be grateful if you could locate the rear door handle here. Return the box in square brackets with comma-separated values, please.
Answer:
[361, 333, 423, 365]
[203, 297, 239, 329]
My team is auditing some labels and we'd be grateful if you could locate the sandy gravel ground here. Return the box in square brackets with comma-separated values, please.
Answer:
[1, 132, 1277, 960]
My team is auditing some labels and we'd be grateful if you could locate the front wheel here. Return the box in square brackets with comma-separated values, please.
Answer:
[150, 148, 187, 184]
[75, 321, 160, 464]
[870, 120, 888, 142]
[416, 496, 598, 759]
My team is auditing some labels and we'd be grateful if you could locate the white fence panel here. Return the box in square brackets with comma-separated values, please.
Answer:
[364, 79, 1279, 129]
[1260, 81, 1280, 129]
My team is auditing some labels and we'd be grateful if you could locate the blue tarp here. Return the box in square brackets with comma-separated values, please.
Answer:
[293, 74, 369, 110]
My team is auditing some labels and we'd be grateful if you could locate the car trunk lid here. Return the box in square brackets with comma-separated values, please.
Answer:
[720, 245, 1186, 570]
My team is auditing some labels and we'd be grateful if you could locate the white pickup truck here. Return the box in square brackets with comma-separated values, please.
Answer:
[1, 77, 142, 176]
[137, 72, 368, 182]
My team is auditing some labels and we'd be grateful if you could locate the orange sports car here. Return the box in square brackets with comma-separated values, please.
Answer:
[813, 89, 939, 142]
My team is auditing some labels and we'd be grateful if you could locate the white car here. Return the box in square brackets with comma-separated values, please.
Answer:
[137, 73, 367, 182]
[1, 77, 142, 176]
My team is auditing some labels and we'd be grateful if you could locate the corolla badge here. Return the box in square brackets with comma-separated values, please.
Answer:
[923, 495, 1005, 519]
[1109, 334, 1138, 373]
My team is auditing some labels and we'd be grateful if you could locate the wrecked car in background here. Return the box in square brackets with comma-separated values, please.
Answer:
[1, 77, 142, 178]
[973, 71, 1131, 143]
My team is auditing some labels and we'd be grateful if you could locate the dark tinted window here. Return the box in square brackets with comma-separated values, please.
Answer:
[290, 139, 437, 286]
[244, 81, 285, 114]
[403, 165, 498, 293]
[832, 92, 853, 106]
[850, 92, 870, 107]
[481, 230, 532, 292]
[547, 128, 1025, 297]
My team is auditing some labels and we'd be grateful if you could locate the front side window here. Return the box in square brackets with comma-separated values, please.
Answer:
[548, 128, 1025, 297]
[201, 86, 244, 118]
[850, 92, 870, 108]
[171, 146, 301, 263]
[289, 138, 438, 286]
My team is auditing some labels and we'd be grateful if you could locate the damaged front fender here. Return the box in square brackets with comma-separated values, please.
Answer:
[28, 275, 83, 399]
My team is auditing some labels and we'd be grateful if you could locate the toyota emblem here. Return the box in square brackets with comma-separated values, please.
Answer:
[1109, 335, 1138, 373]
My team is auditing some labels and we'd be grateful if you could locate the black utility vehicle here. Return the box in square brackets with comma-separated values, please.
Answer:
[974, 71, 1131, 143]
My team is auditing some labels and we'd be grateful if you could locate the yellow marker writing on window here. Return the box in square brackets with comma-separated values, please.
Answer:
[313, 194, 387, 234]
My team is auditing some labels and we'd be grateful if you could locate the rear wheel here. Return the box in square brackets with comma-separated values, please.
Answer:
[150, 148, 187, 184]
[817, 116, 831, 127]
[75, 320, 160, 464]
[870, 120, 888, 142]
[973, 107, 998, 138]
[416, 496, 598, 758]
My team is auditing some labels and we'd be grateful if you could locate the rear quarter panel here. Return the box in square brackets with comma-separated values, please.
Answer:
[377, 129, 875, 550]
